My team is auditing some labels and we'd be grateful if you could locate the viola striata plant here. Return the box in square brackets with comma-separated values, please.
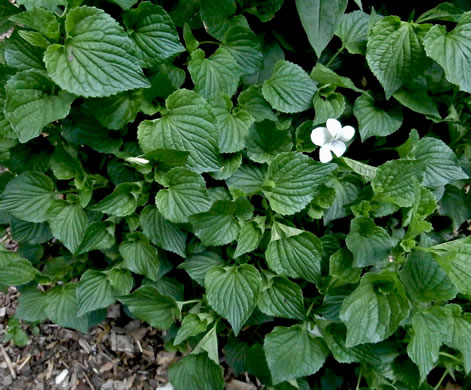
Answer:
[0, 0, 470, 389]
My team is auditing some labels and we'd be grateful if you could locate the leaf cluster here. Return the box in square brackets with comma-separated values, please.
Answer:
[1, 0, 471, 388]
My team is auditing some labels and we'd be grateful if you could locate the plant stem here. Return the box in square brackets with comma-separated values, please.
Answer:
[199, 41, 219, 46]
[306, 300, 316, 317]
[433, 369, 448, 390]
[439, 351, 461, 362]
[355, 366, 363, 390]
[325, 45, 345, 67]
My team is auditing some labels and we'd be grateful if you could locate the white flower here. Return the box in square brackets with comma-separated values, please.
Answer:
[310, 118, 355, 163]
[125, 157, 150, 165]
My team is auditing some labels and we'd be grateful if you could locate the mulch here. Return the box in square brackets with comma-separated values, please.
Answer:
[0, 288, 176, 390]
[0, 287, 258, 390]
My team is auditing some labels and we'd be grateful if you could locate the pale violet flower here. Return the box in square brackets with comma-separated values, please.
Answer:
[310, 118, 355, 163]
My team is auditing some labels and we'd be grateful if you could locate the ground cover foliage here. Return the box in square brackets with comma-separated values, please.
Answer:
[0, 0, 471, 388]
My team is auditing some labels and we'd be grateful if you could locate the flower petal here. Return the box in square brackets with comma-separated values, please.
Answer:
[319, 145, 333, 163]
[328, 140, 347, 157]
[326, 118, 342, 137]
[310, 127, 332, 146]
[338, 125, 355, 142]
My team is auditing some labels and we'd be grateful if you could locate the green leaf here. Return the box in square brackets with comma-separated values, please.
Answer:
[44, 6, 150, 98]
[258, 275, 305, 320]
[144, 63, 186, 100]
[199, 0, 240, 40]
[107, 0, 138, 10]
[62, 108, 122, 153]
[0, 0, 19, 34]
[178, 251, 224, 285]
[140, 205, 187, 257]
[168, 353, 224, 390]
[345, 216, 392, 268]
[439, 244, 471, 295]
[266, 222, 323, 284]
[263, 152, 337, 215]
[106, 268, 134, 296]
[407, 307, 450, 381]
[412, 137, 468, 187]
[446, 305, 471, 374]
[205, 264, 262, 336]
[189, 200, 242, 247]
[439, 185, 471, 230]
[91, 183, 141, 217]
[4, 70, 74, 143]
[0, 172, 55, 223]
[393, 78, 440, 118]
[48, 201, 88, 254]
[372, 160, 422, 207]
[295, 0, 348, 58]
[353, 93, 403, 141]
[243, 0, 284, 22]
[45, 284, 88, 333]
[211, 94, 253, 153]
[335, 10, 370, 55]
[246, 120, 293, 164]
[238, 85, 278, 122]
[340, 271, 410, 347]
[138, 89, 220, 173]
[118, 285, 180, 330]
[234, 217, 265, 258]
[329, 248, 362, 285]
[264, 325, 328, 385]
[313, 90, 345, 125]
[424, 12, 471, 93]
[318, 322, 380, 365]
[85, 92, 143, 131]
[188, 48, 241, 99]
[4, 32, 44, 71]
[9, 8, 60, 42]
[262, 60, 317, 113]
[323, 178, 360, 224]
[77, 270, 115, 316]
[0, 250, 36, 286]
[416, 3, 464, 24]
[243, 40, 285, 85]
[222, 26, 263, 75]
[156, 167, 211, 224]
[15, 287, 48, 322]
[210, 153, 242, 180]
[310, 63, 363, 92]
[123, 2, 184, 68]
[16, 0, 66, 11]
[400, 251, 457, 303]
[366, 17, 430, 98]
[341, 158, 377, 181]
[76, 221, 115, 254]
[119, 233, 160, 281]
[174, 313, 210, 345]
[226, 162, 267, 196]
[11, 219, 52, 245]
[18, 31, 51, 49]
[193, 326, 219, 364]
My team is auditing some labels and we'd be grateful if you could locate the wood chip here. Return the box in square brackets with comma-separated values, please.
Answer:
[1, 345, 16, 379]
[99, 362, 114, 373]
[226, 379, 257, 390]
[55, 368, 69, 385]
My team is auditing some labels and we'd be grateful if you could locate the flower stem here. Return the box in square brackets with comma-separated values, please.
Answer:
[325, 45, 345, 67]
[355, 366, 363, 390]
[433, 368, 448, 390]
[439, 351, 461, 362]
[199, 41, 219, 46]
